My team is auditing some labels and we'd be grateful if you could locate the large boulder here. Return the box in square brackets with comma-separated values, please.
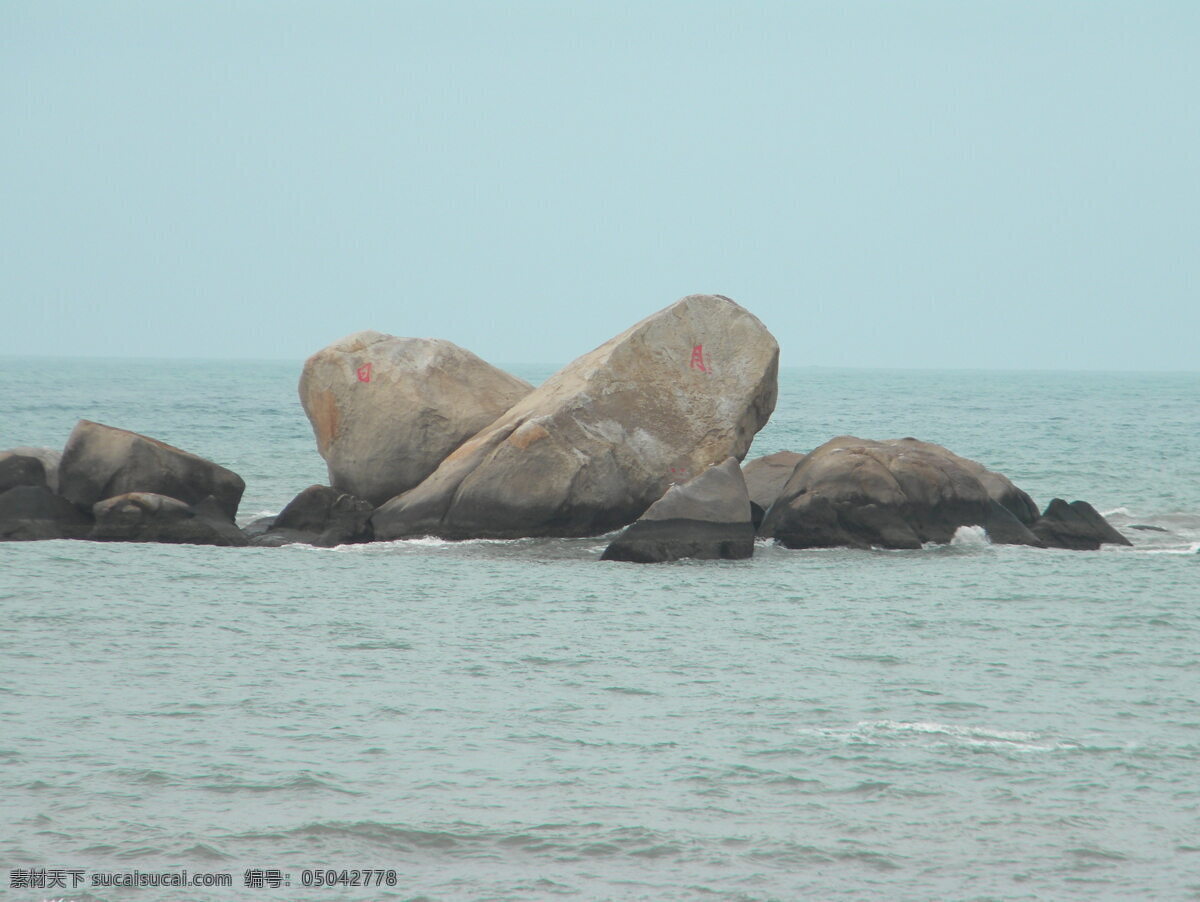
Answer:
[0, 485, 93, 541]
[602, 458, 755, 563]
[1, 447, 62, 492]
[299, 332, 533, 506]
[251, 485, 373, 547]
[373, 294, 780, 539]
[90, 493, 249, 546]
[1031, 499, 1132, 550]
[59, 421, 245, 519]
[759, 436, 1044, 550]
[742, 450, 805, 529]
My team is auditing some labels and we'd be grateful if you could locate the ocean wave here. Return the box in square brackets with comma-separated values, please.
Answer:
[795, 720, 1073, 753]
[1143, 542, 1200, 555]
[198, 774, 361, 796]
[221, 820, 903, 870]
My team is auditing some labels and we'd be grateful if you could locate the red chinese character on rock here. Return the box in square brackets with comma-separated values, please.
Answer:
[356, 363, 372, 383]
[689, 344, 707, 373]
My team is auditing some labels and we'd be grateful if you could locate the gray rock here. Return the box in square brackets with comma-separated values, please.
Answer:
[894, 438, 1040, 525]
[602, 458, 754, 563]
[1031, 499, 1133, 550]
[759, 436, 1045, 550]
[252, 485, 373, 547]
[0, 485, 93, 541]
[299, 332, 533, 506]
[243, 516, 278, 539]
[59, 421, 245, 519]
[90, 492, 249, 546]
[374, 294, 779, 540]
[1, 447, 62, 492]
[742, 450, 804, 529]
[0, 454, 47, 494]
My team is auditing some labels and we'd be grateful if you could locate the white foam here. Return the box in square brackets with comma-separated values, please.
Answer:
[865, 720, 1037, 743]
[1101, 507, 1133, 518]
[950, 525, 990, 547]
[1143, 542, 1200, 556]
[796, 720, 1065, 753]
[396, 535, 456, 547]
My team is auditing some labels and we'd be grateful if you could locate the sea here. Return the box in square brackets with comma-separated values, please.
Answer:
[1, 358, 1198, 902]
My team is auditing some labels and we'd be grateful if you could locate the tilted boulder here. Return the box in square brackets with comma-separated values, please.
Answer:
[759, 436, 1044, 550]
[742, 450, 805, 529]
[90, 492, 249, 546]
[0, 485, 93, 541]
[373, 294, 779, 539]
[1031, 499, 1132, 550]
[299, 332, 533, 506]
[251, 484, 373, 547]
[1, 447, 62, 493]
[602, 457, 754, 563]
[59, 421, 245, 519]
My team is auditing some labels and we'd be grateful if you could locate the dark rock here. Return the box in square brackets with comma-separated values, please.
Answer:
[59, 420, 245, 519]
[602, 458, 755, 563]
[759, 436, 1044, 550]
[300, 332, 533, 505]
[249, 528, 320, 548]
[374, 294, 779, 540]
[190, 496, 252, 546]
[243, 516, 277, 539]
[891, 438, 1040, 526]
[742, 450, 804, 530]
[1031, 499, 1133, 550]
[0, 454, 47, 493]
[90, 492, 250, 546]
[981, 499, 1046, 546]
[1, 447, 62, 492]
[0, 485, 93, 540]
[252, 485, 373, 547]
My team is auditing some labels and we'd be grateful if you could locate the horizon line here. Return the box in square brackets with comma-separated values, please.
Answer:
[0, 354, 1196, 376]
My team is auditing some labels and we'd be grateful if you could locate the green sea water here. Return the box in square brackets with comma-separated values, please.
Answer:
[1, 359, 1198, 900]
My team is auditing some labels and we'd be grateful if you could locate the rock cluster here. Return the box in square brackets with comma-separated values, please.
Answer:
[1, 293, 1133, 559]
[0, 423, 250, 545]
[372, 294, 779, 539]
[750, 437, 1129, 554]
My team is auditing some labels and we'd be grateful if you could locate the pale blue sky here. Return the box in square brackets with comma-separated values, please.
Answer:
[2, 1, 1197, 369]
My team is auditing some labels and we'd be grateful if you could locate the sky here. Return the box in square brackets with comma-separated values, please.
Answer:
[2, 0, 1197, 369]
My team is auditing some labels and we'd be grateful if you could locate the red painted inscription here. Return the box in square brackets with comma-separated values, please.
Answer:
[357, 363, 373, 383]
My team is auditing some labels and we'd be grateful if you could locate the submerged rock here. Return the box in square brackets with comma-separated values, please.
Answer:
[742, 450, 805, 529]
[299, 332, 533, 506]
[759, 436, 1044, 550]
[59, 420, 245, 519]
[0, 485, 93, 541]
[374, 294, 779, 540]
[1031, 499, 1132, 550]
[90, 492, 249, 546]
[251, 485, 373, 547]
[602, 458, 754, 563]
